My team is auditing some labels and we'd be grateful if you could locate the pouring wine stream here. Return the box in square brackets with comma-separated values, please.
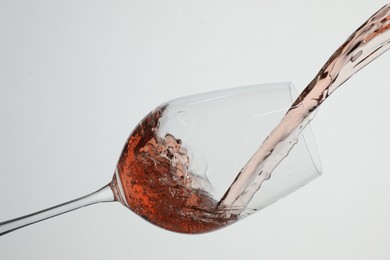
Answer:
[218, 3, 390, 209]
[1, 3, 390, 236]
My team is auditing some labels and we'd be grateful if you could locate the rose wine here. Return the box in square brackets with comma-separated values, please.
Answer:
[2, 2, 390, 240]
[111, 3, 390, 233]
[112, 106, 238, 233]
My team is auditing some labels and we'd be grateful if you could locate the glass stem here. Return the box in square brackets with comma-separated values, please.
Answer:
[0, 184, 115, 236]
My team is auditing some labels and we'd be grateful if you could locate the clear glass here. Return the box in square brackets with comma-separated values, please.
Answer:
[0, 82, 321, 236]
[152, 82, 321, 213]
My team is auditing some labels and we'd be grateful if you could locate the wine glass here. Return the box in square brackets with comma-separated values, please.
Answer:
[0, 82, 321, 235]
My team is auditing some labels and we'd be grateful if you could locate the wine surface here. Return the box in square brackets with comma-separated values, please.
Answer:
[114, 106, 238, 233]
[113, 3, 390, 233]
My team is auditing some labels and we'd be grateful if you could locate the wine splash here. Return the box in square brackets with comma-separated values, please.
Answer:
[114, 106, 239, 233]
[114, 3, 390, 233]
[219, 3, 390, 208]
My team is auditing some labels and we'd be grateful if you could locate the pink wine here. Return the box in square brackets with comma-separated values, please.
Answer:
[113, 106, 238, 233]
[112, 3, 390, 233]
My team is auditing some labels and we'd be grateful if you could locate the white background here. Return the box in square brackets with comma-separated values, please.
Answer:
[1, 0, 390, 259]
